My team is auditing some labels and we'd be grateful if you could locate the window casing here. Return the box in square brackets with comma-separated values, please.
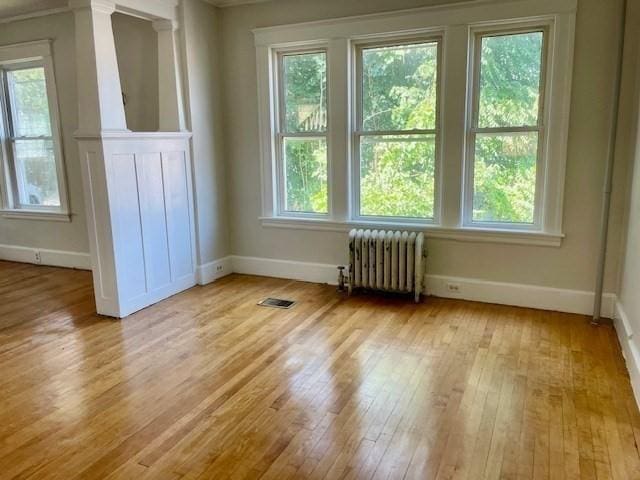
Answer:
[0, 41, 68, 220]
[255, 0, 576, 246]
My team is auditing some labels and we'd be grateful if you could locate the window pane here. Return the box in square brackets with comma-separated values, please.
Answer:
[478, 32, 543, 128]
[14, 139, 60, 207]
[360, 134, 435, 219]
[7, 67, 52, 137]
[362, 42, 438, 131]
[282, 52, 326, 133]
[283, 137, 327, 213]
[472, 132, 538, 224]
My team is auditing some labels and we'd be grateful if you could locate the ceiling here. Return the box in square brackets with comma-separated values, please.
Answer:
[0, 0, 273, 20]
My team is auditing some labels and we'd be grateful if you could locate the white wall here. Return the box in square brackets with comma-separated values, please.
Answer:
[0, 12, 90, 258]
[112, 12, 159, 132]
[220, 0, 631, 294]
[181, 0, 230, 266]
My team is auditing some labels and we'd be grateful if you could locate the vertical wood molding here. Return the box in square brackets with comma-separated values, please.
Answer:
[153, 19, 187, 132]
[69, 0, 129, 134]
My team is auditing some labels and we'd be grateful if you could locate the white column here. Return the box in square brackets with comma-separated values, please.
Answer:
[69, 0, 124, 317]
[153, 19, 186, 132]
[69, 0, 128, 134]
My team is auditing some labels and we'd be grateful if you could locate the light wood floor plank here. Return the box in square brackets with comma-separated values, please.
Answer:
[0, 261, 639, 479]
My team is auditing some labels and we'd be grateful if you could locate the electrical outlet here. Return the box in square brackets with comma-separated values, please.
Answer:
[216, 265, 224, 272]
[34, 250, 42, 264]
[447, 282, 460, 293]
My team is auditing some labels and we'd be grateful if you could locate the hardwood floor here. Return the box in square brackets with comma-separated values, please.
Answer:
[1, 260, 639, 479]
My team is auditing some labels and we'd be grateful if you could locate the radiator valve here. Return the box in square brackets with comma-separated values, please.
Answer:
[337, 265, 346, 292]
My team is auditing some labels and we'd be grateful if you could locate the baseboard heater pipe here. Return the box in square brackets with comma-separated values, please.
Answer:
[593, 0, 628, 325]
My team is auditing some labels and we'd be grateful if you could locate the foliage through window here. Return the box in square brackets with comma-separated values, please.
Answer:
[1, 64, 62, 210]
[357, 41, 438, 220]
[278, 51, 328, 214]
[258, 6, 573, 242]
[469, 30, 545, 225]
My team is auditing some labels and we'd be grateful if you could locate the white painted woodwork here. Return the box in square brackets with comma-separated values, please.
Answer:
[253, 0, 576, 245]
[77, 133, 196, 317]
[153, 19, 186, 132]
[70, 0, 195, 317]
[69, 0, 128, 134]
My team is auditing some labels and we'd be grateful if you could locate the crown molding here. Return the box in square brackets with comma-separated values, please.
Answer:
[204, 0, 272, 8]
[0, 7, 70, 24]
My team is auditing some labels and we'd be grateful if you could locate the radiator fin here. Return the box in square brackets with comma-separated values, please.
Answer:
[348, 229, 425, 302]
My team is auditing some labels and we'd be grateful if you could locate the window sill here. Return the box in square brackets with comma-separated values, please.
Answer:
[0, 209, 72, 222]
[259, 216, 564, 247]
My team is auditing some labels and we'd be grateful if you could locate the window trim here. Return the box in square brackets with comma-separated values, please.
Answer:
[351, 35, 443, 225]
[272, 46, 330, 218]
[0, 40, 69, 220]
[463, 24, 551, 231]
[254, 0, 576, 246]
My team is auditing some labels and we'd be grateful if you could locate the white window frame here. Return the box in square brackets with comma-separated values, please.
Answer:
[0, 40, 69, 222]
[273, 46, 330, 218]
[254, 0, 576, 247]
[463, 23, 550, 231]
[352, 35, 443, 225]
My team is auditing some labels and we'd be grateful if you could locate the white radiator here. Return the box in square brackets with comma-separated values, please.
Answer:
[348, 229, 425, 302]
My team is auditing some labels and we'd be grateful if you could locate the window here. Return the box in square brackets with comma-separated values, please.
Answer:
[255, 0, 575, 246]
[466, 29, 546, 227]
[276, 50, 328, 215]
[355, 40, 440, 221]
[0, 41, 67, 219]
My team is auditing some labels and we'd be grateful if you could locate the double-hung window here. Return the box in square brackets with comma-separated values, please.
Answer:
[466, 28, 546, 228]
[256, 0, 575, 246]
[0, 41, 67, 219]
[275, 49, 328, 215]
[354, 39, 440, 222]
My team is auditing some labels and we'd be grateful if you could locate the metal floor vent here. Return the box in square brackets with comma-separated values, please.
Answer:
[258, 298, 296, 309]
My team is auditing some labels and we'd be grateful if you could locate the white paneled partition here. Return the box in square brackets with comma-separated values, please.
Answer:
[70, 0, 196, 318]
[77, 133, 195, 317]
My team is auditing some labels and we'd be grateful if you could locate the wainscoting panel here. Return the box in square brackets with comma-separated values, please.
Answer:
[77, 133, 196, 317]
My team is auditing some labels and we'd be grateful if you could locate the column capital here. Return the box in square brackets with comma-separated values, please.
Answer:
[152, 19, 179, 32]
[68, 0, 116, 14]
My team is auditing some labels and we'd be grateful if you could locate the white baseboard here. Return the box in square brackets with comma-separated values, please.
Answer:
[196, 256, 233, 285]
[0, 244, 91, 270]
[614, 302, 640, 409]
[426, 274, 616, 318]
[231, 255, 339, 285]
[212, 255, 616, 318]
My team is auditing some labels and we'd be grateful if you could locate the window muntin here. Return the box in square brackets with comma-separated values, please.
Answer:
[355, 40, 440, 221]
[1, 64, 62, 209]
[276, 50, 328, 214]
[468, 30, 545, 226]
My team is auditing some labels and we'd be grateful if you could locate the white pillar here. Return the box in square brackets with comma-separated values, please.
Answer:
[69, 0, 126, 316]
[69, 0, 128, 134]
[153, 19, 186, 132]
